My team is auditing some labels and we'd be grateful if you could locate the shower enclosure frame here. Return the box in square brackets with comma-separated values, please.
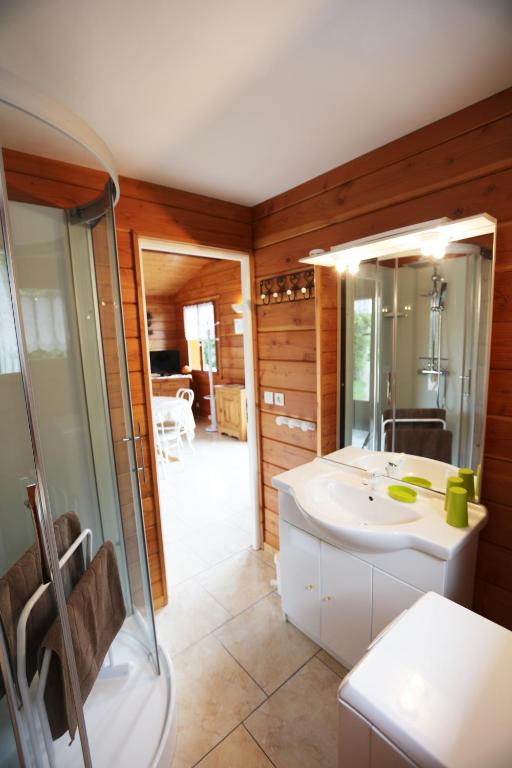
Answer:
[0, 68, 165, 768]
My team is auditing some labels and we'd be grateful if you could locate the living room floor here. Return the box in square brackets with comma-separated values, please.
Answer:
[155, 420, 348, 767]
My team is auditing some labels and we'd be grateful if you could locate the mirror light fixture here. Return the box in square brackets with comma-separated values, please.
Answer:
[301, 214, 496, 270]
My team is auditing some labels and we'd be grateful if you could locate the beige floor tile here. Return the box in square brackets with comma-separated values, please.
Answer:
[252, 547, 277, 574]
[215, 593, 318, 694]
[164, 537, 209, 587]
[245, 657, 339, 768]
[172, 636, 266, 768]
[156, 579, 230, 656]
[180, 520, 252, 566]
[196, 725, 273, 767]
[316, 648, 349, 679]
[198, 549, 275, 615]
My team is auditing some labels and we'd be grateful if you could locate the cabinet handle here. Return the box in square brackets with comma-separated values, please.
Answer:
[304, 584, 315, 591]
[322, 595, 334, 602]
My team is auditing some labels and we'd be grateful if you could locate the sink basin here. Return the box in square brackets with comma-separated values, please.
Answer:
[324, 446, 459, 494]
[272, 457, 487, 559]
[316, 478, 420, 526]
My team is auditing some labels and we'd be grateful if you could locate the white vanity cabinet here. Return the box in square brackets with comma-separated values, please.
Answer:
[281, 519, 426, 667]
[281, 522, 373, 666]
[321, 540, 373, 667]
[278, 485, 479, 669]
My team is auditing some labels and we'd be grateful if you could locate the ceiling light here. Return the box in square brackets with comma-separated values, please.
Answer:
[420, 233, 449, 260]
[335, 260, 347, 274]
[348, 260, 360, 275]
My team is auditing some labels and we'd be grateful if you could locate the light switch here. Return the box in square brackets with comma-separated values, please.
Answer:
[263, 391, 274, 405]
[274, 392, 285, 406]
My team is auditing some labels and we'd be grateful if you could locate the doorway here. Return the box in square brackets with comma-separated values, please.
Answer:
[137, 238, 260, 598]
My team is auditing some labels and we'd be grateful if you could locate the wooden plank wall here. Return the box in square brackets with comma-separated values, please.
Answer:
[251, 87, 512, 628]
[146, 298, 179, 352]
[3, 148, 251, 609]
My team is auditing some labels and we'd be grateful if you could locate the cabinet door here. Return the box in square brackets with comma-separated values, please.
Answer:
[280, 522, 321, 640]
[321, 541, 372, 667]
[223, 391, 240, 431]
[371, 570, 423, 640]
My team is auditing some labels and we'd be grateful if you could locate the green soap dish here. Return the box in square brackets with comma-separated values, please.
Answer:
[402, 475, 432, 489]
[388, 485, 417, 503]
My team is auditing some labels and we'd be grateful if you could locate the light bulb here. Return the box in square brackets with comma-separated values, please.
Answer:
[335, 260, 347, 274]
[260, 293, 266, 300]
[348, 259, 360, 275]
[431, 241, 447, 260]
[272, 292, 278, 298]
[420, 233, 448, 260]
[286, 289, 292, 296]
[301, 286, 307, 293]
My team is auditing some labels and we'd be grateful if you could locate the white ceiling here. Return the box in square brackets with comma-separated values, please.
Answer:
[0, 0, 511, 206]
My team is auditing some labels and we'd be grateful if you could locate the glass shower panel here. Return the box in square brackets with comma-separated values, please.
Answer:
[82, 203, 159, 667]
[395, 254, 468, 466]
[0, 207, 87, 767]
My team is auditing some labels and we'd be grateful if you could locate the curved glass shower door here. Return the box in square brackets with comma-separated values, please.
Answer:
[68, 194, 159, 666]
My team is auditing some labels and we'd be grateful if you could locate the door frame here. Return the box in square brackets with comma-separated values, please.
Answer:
[136, 236, 262, 551]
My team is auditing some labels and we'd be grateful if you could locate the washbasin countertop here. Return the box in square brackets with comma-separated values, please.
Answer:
[272, 458, 487, 560]
[324, 446, 460, 494]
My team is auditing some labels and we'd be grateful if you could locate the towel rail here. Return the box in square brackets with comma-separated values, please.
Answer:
[381, 417, 446, 451]
[15, 528, 92, 768]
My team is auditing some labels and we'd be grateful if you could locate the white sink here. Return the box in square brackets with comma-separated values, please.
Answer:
[324, 446, 459, 494]
[273, 458, 487, 559]
[313, 477, 421, 526]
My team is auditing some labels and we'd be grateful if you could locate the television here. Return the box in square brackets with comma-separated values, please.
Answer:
[150, 349, 181, 376]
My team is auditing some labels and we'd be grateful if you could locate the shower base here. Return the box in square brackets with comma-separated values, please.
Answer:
[51, 630, 176, 767]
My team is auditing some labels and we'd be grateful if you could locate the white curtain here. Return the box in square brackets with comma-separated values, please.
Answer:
[20, 291, 67, 355]
[0, 257, 20, 374]
[184, 301, 214, 341]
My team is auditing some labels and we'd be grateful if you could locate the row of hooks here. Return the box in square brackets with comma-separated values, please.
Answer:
[259, 269, 315, 304]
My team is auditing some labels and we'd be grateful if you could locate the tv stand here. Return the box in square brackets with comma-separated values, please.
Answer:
[151, 374, 192, 397]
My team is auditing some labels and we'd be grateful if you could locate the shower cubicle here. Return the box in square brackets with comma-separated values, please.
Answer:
[0, 71, 175, 766]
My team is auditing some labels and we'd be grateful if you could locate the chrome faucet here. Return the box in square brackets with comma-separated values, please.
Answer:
[385, 454, 405, 477]
[363, 470, 381, 491]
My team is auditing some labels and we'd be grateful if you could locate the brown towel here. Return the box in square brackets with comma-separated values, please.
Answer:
[385, 427, 453, 464]
[40, 541, 126, 740]
[0, 512, 84, 699]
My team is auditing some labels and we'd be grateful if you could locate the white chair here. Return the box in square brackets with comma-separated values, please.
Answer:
[176, 389, 195, 448]
[154, 408, 183, 466]
[176, 387, 194, 406]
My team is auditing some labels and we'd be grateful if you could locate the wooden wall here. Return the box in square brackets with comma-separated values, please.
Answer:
[146, 298, 179, 352]
[251, 87, 512, 629]
[3, 148, 251, 609]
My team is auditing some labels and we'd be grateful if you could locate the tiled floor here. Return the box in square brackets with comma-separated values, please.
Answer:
[155, 419, 347, 767]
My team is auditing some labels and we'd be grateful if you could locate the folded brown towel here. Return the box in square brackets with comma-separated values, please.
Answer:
[0, 512, 84, 699]
[385, 427, 453, 464]
[40, 541, 126, 740]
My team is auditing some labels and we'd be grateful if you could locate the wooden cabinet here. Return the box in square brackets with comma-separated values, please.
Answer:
[215, 385, 247, 440]
[151, 375, 191, 397]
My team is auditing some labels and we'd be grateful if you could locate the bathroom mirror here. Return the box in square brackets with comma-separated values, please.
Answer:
[305, 215, 497, 502]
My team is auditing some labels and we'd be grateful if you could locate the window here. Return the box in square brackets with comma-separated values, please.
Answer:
[183, 301, 217, 372]
[353, 297, 372, 401]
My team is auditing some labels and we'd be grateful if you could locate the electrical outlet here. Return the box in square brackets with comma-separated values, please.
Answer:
[263, 391, 274, 405]
[274, 392, 285, 407]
